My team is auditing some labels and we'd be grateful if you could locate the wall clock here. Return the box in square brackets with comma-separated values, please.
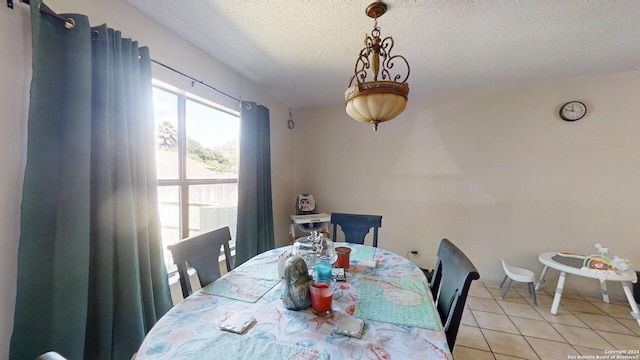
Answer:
[559, 101, 587, 121]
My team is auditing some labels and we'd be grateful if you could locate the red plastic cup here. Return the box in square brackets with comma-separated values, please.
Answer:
[310, 279, 334, 315]
[335, 247, 351, 269]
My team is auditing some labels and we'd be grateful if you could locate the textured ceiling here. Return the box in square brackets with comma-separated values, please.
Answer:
[128, 0, 640, 109]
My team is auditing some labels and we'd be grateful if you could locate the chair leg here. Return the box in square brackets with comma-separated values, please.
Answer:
[499, 275, 508, 288]
[528, 282, 537, 305]
[501, 278, 513, 299]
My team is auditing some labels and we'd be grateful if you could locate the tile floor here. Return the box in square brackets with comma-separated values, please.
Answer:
[453, 281, 640, 360]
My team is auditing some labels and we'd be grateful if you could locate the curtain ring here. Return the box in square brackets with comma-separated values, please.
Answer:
[92, 30, 100, 41]
[64, 17, 75, 30]
[244, 103, 252, 110]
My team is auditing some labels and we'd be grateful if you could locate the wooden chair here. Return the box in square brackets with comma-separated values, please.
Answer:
[431, 238, 480, 351]
[168, 226, 234, 298]
[330, 212, 382, 247]
[429, 252, 443, 299]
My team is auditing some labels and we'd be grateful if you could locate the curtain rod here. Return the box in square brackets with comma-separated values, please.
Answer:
[150, 59, 240, 104]
[9, 0, 75, 29]
[8, 0, 239, 104]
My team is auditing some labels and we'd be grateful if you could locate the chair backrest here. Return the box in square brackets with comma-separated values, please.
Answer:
[432, 238, 480, 351]
[167, 226, 235, 298]
[430, 254, 443, 299]
[330, 212, 382, 247]
[429, 238, 456, 299]
[501, 259, 535, 282]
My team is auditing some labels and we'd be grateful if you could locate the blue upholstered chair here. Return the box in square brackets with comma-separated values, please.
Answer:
[330, 212, 382, 247]
[430, 238, 480, 351]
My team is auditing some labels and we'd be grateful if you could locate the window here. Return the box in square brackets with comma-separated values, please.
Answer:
[153, 81, 239, 273]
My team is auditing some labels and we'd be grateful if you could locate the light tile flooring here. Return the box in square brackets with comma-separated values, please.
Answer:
[454, 281, 640, 360]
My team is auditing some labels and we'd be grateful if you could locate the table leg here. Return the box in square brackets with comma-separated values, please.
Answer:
[599, 280, 610, 304]
[620, 281, 640, 326]
[550, 271, 566, 315]
[535, 265, 549, 291]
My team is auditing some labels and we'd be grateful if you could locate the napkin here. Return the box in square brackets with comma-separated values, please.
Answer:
[350, 246, 376, 262]
[358, 260, 377, 268]
[332, 311, 365, 339]
[219, 313, 256, 334]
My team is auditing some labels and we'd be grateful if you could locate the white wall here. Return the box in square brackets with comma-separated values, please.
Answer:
[0, 4, 30, 358]
[0, 1, 295, 359]
[293, 71, 640, 299]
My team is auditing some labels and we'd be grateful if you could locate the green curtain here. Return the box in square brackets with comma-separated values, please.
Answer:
[10, 1, 173, 359]
[235, 101, 275, 265]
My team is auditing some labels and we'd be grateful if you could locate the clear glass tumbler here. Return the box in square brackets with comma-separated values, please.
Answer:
[310, 278, 335, 316]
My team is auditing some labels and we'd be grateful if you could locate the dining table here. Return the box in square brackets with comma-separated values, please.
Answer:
[135, 243, 452, 360]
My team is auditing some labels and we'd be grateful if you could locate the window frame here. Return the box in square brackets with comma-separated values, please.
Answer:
[152, 80, 240, 273]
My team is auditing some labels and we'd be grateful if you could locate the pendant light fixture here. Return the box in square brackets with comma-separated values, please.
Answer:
[345, 2, 410, 131]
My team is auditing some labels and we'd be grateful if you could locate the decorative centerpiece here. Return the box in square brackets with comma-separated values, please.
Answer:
[281, 256, 312, 310]
[292, 231, 337, 272]
[316, 231, 336, 264]
[292, 231, 320, 271]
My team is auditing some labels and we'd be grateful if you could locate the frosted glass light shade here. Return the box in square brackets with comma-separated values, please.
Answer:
[345, 81, 409, 131]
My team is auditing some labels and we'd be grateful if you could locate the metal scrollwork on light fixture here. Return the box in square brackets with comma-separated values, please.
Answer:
[345, 2, 410, 131]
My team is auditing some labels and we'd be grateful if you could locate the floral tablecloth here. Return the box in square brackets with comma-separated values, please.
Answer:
[136, 243, 452, 360]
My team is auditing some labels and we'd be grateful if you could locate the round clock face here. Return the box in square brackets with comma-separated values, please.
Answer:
[559, 101, 587, 121]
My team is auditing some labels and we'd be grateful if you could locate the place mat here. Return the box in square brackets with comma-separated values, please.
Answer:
[204, 332, 330, 360]
[349, 246, 376, 262]
[201, 262, 280, 303]
[354, 276, 440, 330]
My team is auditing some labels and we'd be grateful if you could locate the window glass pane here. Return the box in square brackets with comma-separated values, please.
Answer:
[158, 185, 180, 272]
[154, 88, 179, 180]
[188, 184, 238, 248]
[185, 99, 239, 180]
[152, 84, 239, 275]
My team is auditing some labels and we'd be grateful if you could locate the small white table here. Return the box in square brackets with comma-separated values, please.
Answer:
[535, 252, 639, 325]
